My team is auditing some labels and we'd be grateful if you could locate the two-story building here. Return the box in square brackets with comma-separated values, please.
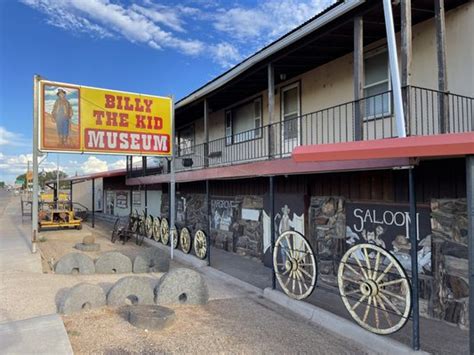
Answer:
[125, 0, 473, 340]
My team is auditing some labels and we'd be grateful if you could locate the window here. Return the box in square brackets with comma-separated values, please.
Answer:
[178, 124, 194, 156]
[281, 83, 300, 141]
[364, 49, 391, 118]
[225, 97, 262, 144]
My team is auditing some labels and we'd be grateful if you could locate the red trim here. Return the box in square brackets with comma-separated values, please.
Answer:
[126, 157, 410, 185]
[292, 132, 474, 163]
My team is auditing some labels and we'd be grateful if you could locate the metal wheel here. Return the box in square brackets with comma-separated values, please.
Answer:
[193, 230, 207, 259]
[171, 227, 178, 249]
[273, 231, 317, 300]
[337, 243, 411, 335]
[130, 209, 139, 233]
[145, 214, 153, 238]
[160, 218, 169, 245]
[180, 227, 192, 254]
[111, 218, 121, 243]
[152, 216, 161, 242]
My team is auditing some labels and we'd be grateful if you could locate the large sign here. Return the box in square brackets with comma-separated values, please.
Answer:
[345, 202, 432, 274]
[38, 80, 172, 156]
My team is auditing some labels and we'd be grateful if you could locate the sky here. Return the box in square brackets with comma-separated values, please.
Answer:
[0, 0, 334, 184]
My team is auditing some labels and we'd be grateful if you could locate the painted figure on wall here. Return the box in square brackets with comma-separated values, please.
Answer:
[52, 89, 73, 146]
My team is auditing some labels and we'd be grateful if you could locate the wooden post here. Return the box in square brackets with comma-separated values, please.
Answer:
[435, 0, 448, 133]
[204, 99, 209, 167]
[268, 63, 275, 158]
[466, 156, 474, 354]
[353, 16, 364, 141]
[401, 0, 412, 134]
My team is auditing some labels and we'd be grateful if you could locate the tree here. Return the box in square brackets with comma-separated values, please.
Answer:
[0, 181, 5, 188]
[18, 170, 69, 189]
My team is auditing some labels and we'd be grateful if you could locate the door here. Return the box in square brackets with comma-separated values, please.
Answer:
[281, 83, 300, 154]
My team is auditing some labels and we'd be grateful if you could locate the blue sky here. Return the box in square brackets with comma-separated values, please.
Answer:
[0, 0, 333, 184]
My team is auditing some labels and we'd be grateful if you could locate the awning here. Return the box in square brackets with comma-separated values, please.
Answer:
[292, 132, 474, 163]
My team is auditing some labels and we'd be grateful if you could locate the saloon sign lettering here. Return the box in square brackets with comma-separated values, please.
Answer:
[39, 80, 172, 156]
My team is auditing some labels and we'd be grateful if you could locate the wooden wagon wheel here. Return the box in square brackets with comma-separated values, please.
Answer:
[138, 211, 146, 236]
[180, 227, 192, 254]
[145, 214, 154, 238]
[111, 218, 121, 243]
[171, 227, 179, 249]
[130, 209, 139, 233]
[273, 231, 317, 300]
[160, 218, 169, 245]
[337, 243, 411, 335]
[193, 230, 207, 259]
[152, 216, 161, 242]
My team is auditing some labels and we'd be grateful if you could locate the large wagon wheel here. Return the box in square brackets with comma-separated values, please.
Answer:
[160, 217, 169, 245]
[180, 227, 192, 254]
[130, 209, 139, 233]
[193, 230, 207, 259]
[111, 218, 121, 243]
[138, 211, 146, 236]
[152, 216, 161, 242]
[145, 214, 154, 239]
[171, 227, 179, 249]
[273, 231, 317, 300]
[337, 243, 411, 335]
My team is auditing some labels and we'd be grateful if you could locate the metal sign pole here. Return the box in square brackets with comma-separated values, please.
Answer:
[31, 75, 41, 254]
[383, 0, 407, 138]
[409, 168, 420, 350]
[170, 99, 176, 260]
[466, 156, 474, 354]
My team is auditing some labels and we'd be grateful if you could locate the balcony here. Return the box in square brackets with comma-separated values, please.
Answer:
[127, 86, 473, 178]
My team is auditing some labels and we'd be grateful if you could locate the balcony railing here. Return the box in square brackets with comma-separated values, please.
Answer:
[127, 86, 473, 177]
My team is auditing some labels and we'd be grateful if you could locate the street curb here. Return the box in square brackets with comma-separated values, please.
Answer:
[142, 238, 208, 269]
[200, 266, 264, 297]
[263, 288, 430, 355]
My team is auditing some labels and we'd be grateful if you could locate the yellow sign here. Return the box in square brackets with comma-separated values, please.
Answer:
[38, 80, 172, 156]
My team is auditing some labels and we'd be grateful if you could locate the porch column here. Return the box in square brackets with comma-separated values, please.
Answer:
[269, 176, 276, 289]
[130, 187, 133, 214]
[466, 156, 474, 353]
[204, 99, 209, 167]
[435, 0, 448, 133]
[91, 178, 95, 228]
[142, 156, 147, 176]
[206, 180, 211, 266]
[353, 16, 364, 141]
[144, 185, 148, 215]
[401, 0, 412, 134]
[268, 63, 275, 158]
[408, 168, 419, 350]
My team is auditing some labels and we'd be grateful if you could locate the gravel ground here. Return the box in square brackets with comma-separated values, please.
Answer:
[63, 297, 366, 354]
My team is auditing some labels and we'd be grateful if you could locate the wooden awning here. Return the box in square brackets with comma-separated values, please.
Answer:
[292, 132, 474, 163]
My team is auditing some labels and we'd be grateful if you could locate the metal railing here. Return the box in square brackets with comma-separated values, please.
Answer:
[127, 86, 473, 176]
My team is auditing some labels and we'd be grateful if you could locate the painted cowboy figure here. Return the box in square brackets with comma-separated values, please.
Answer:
[51, 88, 73, 146]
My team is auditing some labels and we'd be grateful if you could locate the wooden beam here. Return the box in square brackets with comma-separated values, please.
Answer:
[268, 63, 275, 158]
[401, 0, 412, 134]
[353, 16, 364, 141]
[203, 99, 209, 167]
[435, 0, 448, 133]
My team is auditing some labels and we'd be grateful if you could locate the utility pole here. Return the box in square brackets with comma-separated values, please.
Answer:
[32, 75, 41, 254]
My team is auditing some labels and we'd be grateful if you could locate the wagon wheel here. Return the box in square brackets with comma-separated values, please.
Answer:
[160, 218, 169, 245]
[111, 218, 121, 243]
[337, 243, 411, 335]
[273, 231, 317, 300]
[171, 227, 179, 249]
[130, 209, 139, 233]
[138, 211, 146, 236]
[152, 216, 161, 242]
[180, 227, 192, 254]
[193, 230, 207, 259]
[145, 215, 154, 239]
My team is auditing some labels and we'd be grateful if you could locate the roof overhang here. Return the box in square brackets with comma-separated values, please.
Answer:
[292, 132, 474, 163]
[46, 169, 127, 185]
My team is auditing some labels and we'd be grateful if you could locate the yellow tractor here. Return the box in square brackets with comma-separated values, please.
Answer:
[38, 193, 82, 231]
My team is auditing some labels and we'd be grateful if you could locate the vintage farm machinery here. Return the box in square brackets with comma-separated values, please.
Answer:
[272, 230, 411, 335]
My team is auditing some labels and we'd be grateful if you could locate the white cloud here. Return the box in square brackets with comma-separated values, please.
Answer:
[81, 156, 108, 174]
[210, 42, 242, 68]
[0, 127, 30, 147]
[109, 158, 126, 170]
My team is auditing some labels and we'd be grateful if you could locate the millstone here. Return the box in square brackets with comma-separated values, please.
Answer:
[95, 252, 132, 274]
[55, 252, 95, 274]
[82, 234, 95, 245]
[75, 243, 100, 252]
[125, 305, 176, 330]
[155, 268, 209, 305]
[59, 283, 106, 314]
[133, 247, 169, 273]
[107, 276, 154, 306]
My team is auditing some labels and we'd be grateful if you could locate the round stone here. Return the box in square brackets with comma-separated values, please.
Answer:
[59, 283, 106, 314]
[133, 247, 170, 273]
[107, 276, 154, 306]
[155, 268, 209, 305]
[95, 252, 132, 274]
[126, 305, 176, 330]
[55, 253, 95, 274]
[75, 243, 100, 252]
[82, 234, 95, 245]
